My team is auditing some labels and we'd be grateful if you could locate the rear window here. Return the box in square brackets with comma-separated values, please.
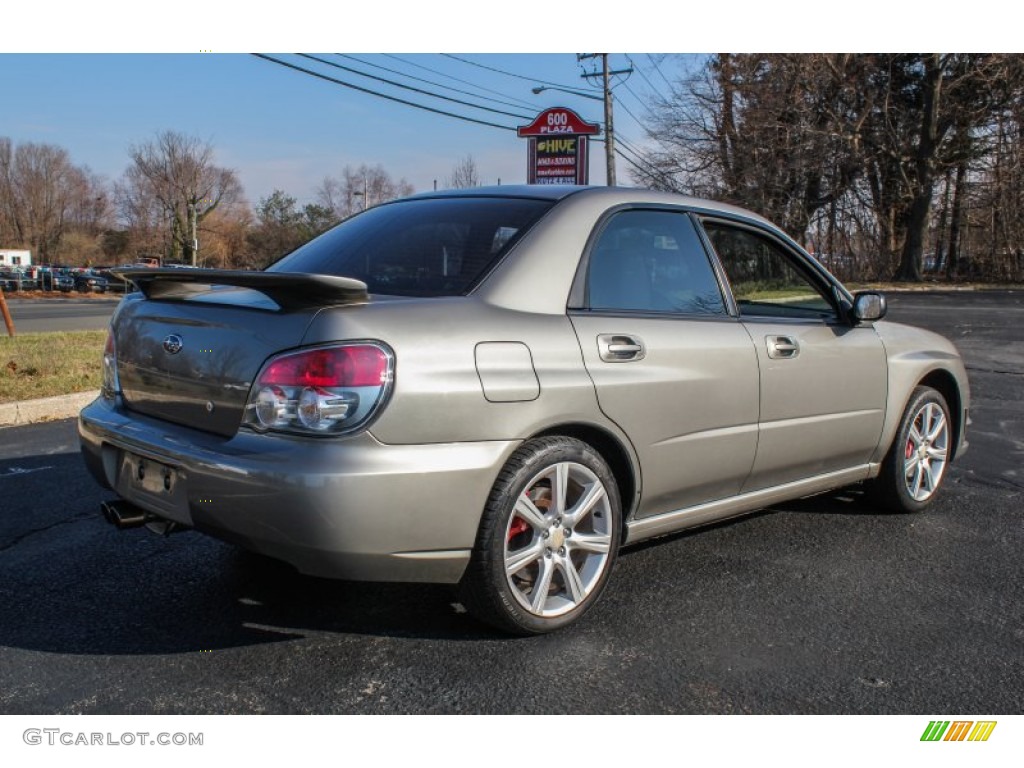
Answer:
[268, 197, 554, 297]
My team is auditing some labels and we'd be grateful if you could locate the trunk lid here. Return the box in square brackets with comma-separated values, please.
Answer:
[112, 270, 369, 436]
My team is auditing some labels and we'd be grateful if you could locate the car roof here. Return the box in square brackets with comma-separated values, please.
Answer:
[406, 184, 582, 202]
[402, 184, 774, 226]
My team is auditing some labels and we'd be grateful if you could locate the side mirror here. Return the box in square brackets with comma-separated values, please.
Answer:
[852, 291, 887, 322]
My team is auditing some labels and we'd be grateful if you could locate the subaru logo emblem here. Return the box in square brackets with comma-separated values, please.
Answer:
[163, 334, 184, 355]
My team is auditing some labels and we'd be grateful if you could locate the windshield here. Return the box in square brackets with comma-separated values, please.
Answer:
[268, 197, 555, 297]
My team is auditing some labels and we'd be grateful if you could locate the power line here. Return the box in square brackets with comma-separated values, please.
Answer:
[337, 54, 536, 112]
[596, 139, 661, 184]
[627, 54, 670, 103]
[441, 53, 583, 91]
[615, 134, 647, 161]
[295, 53, 534, 121]
[251, 54, 517, 132]
[620, 80, 652, 117]
[382, 54, 538, 109]
[615, 145, 681, 191]
[254, 53, 675, 188]
[589, 127, 680, 191]
[646, 54, 676, 91]
[614, 136, 659, 173]
[611, 89, 649, 134]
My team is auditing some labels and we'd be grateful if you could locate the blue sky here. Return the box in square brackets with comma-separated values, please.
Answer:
[0, 53, 693, 207]
[1, 1, 998, 211]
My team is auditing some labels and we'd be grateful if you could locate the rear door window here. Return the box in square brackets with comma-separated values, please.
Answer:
[585, 209, 726, 315]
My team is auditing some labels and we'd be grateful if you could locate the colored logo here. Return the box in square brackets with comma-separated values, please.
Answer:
[921, 720, 997, 742]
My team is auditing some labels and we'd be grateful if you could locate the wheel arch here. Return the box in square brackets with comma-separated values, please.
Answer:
[531, 422, 639, 530]
[918, 368, 964, 461]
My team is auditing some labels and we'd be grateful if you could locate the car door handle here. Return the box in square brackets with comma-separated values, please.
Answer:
[766, 335, 799, 359]
[597, 334, 646, 362]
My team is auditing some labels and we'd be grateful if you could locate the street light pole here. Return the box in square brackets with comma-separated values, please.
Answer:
[188, 202, 199, 267]
[531, 85, 602, 101]
[351, 175, 368, 212]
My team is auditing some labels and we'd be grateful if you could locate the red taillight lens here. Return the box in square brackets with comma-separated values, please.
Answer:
[262, 346, 387, 388]
[245, 343, 393, 436]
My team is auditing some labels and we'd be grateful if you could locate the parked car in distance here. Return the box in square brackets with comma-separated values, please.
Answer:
[0, 270, 39, 292]
[52, 270, 75, 292]
[74, 271, 109, 293]
[33, 267, 75, 292]
[91, 268, 126, 290]
[79, 186, 970, 634]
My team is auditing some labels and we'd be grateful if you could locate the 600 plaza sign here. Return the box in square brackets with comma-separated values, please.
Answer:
[517, 108, 600, 185]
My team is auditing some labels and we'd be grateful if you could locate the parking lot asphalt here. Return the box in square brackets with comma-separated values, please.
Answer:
[0, 290, 1021, 714]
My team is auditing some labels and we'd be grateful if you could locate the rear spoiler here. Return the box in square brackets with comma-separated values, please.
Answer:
[112, 268, 368, 310]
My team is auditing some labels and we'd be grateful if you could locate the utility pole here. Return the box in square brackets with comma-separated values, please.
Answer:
[578, 53, 631, 186]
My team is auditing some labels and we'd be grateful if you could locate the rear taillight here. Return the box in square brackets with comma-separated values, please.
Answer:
[243, 343, 393, 436]
[102, 328, 120, 399]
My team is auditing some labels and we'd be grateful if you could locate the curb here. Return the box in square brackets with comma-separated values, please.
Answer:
[0, 390, 99, 428]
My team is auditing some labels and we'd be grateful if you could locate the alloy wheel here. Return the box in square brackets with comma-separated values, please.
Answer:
[903, 401, 949, 502]
[503, 461, 613, 618]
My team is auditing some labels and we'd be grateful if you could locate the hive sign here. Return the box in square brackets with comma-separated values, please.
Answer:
[518, 108, 600, 185]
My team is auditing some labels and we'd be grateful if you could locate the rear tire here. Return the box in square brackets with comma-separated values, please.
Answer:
[460, 436, 621, 635]
[872, 386, 952, 513]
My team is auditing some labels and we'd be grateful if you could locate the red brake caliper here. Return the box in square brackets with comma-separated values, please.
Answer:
[906, 439, 914, 459]
[508, 517, 529, 542]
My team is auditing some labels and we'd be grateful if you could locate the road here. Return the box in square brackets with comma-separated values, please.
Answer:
[0, 291, 1021, 714]
[2, 296, 120, 333]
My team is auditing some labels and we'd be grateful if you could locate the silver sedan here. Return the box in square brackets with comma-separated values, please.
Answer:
[79, 186, 969, 634]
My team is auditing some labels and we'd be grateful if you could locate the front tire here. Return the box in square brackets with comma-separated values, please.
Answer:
[873, 385, 952, 513]
[460, 436, 621, 635]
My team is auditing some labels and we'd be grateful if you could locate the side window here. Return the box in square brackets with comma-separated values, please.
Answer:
[586, 210, 726, 315]
[701, 221, 835, 319]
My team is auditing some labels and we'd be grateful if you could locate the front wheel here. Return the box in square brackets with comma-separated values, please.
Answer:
[460, 436, 621, 635]
[872, 386, 952, 513]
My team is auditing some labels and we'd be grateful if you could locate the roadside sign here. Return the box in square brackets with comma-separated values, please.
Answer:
[517, 107, 600, 185]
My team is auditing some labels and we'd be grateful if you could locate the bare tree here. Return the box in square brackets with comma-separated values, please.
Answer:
[640, 54, 867, 237]
[199, 203, 254, 269]
[121, 131, 243, 264]
[315, 164, 414, 219]
[445, 155, 480, 189]
[315, 176, 347, 219]
[0, 137, 110, 263]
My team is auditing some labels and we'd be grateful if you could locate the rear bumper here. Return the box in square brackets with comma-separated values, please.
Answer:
[79, 396, 518, 583]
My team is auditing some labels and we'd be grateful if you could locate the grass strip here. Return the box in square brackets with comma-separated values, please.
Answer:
[0, 330, 106, 403]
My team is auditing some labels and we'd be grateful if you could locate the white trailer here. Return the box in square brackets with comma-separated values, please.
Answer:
[0, 250, 32, 267]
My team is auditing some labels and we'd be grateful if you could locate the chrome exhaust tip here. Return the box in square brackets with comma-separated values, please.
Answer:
[100, 499, 149, 529]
